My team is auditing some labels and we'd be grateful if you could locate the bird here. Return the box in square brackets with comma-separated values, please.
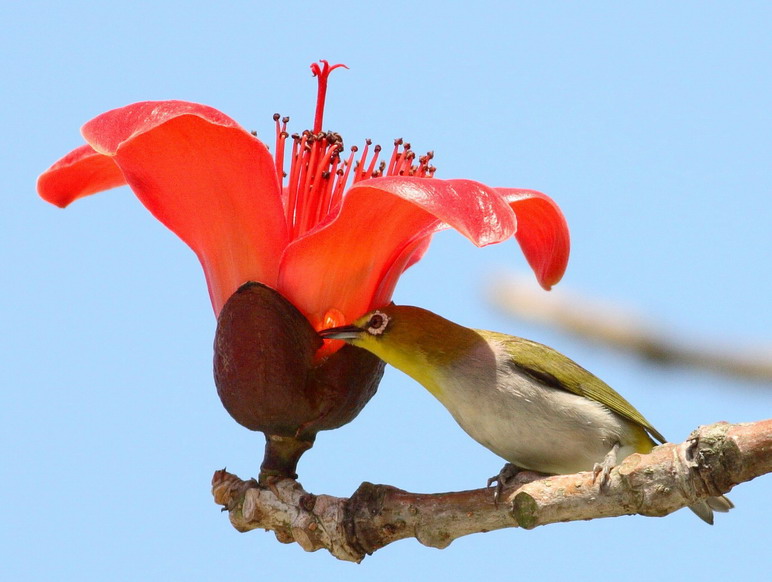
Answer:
[319, 304, 733, 524]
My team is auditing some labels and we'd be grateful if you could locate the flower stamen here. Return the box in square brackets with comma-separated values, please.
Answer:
[274, 60, 437, 239]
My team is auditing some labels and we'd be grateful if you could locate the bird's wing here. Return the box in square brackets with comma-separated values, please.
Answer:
[493, 332, 666, 444]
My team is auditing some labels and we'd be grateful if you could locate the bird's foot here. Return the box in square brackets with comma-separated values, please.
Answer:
[487, 463, 520, 503]
[487, 463, 544, 504]
[592, 443, 620, 492]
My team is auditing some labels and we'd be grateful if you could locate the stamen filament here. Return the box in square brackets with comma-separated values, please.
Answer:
[286, 133, 305, 235]
[364, 144, 382, 180]
[353, 139, 371, 182]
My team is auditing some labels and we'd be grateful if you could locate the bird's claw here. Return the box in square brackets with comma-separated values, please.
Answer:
[592, 443, 620, 492]
[487, 463, 523, 504]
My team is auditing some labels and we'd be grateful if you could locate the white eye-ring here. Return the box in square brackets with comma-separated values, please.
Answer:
[365, 311, 390, 336]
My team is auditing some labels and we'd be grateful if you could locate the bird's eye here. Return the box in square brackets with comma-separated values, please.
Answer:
[366, 311, 389, 336]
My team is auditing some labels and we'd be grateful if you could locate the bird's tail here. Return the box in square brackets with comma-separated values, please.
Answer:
[688, 495, 734, 525]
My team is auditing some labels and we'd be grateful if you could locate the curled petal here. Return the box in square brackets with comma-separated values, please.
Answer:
[498, 188, 570, 290]
[279, 177, 518, 326]
[82, 101, 243, 154]
[76, 101, 289, 314]
[37, 144, 126, 207]
[372, 235, 434, 309]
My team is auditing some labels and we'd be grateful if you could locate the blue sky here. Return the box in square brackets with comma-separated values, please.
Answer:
[3, 1, 770, 580]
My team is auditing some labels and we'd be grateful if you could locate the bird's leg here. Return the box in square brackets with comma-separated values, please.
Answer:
[487, 463, 545, 504]
[488, 463, 520, 503]
[592, 442, 620, 492]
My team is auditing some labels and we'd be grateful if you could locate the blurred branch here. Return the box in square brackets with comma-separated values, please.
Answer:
[488, 275, 772, 382]
[212, 419, 771, 562]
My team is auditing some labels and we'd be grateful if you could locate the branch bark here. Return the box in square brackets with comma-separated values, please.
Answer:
[487, 275, 772, 382]
[212, 419, 772, 562]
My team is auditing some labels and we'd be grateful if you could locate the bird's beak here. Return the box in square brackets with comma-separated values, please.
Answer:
[318, 325, 364, 341]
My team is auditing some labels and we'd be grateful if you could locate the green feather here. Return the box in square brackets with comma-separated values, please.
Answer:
[481, 330, 667, 444]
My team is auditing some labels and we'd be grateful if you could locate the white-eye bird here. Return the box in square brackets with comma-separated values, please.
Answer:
[319, 304, 733, 524]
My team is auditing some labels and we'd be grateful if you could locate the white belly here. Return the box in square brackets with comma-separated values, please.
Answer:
[435, 349, 639, 475]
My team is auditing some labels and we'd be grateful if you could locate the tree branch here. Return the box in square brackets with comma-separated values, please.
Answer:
[212, 419, 772, 562]
[487, 275, 772, 382]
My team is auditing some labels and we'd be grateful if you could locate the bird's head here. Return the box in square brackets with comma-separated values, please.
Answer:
[319, 305, 484, 390]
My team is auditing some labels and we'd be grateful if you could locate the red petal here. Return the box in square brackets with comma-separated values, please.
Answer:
[37, 144, 126, 207]
[278, 177, 518, 326]
[82, 101, 243, 154]
[372, 235, 433, 308]
[498, 188, 570, 290]
[78, 101, 289, 314]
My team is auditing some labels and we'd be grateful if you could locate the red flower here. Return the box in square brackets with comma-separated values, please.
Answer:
[37, 61, 569, 359]
[37, 61, 570, 479]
